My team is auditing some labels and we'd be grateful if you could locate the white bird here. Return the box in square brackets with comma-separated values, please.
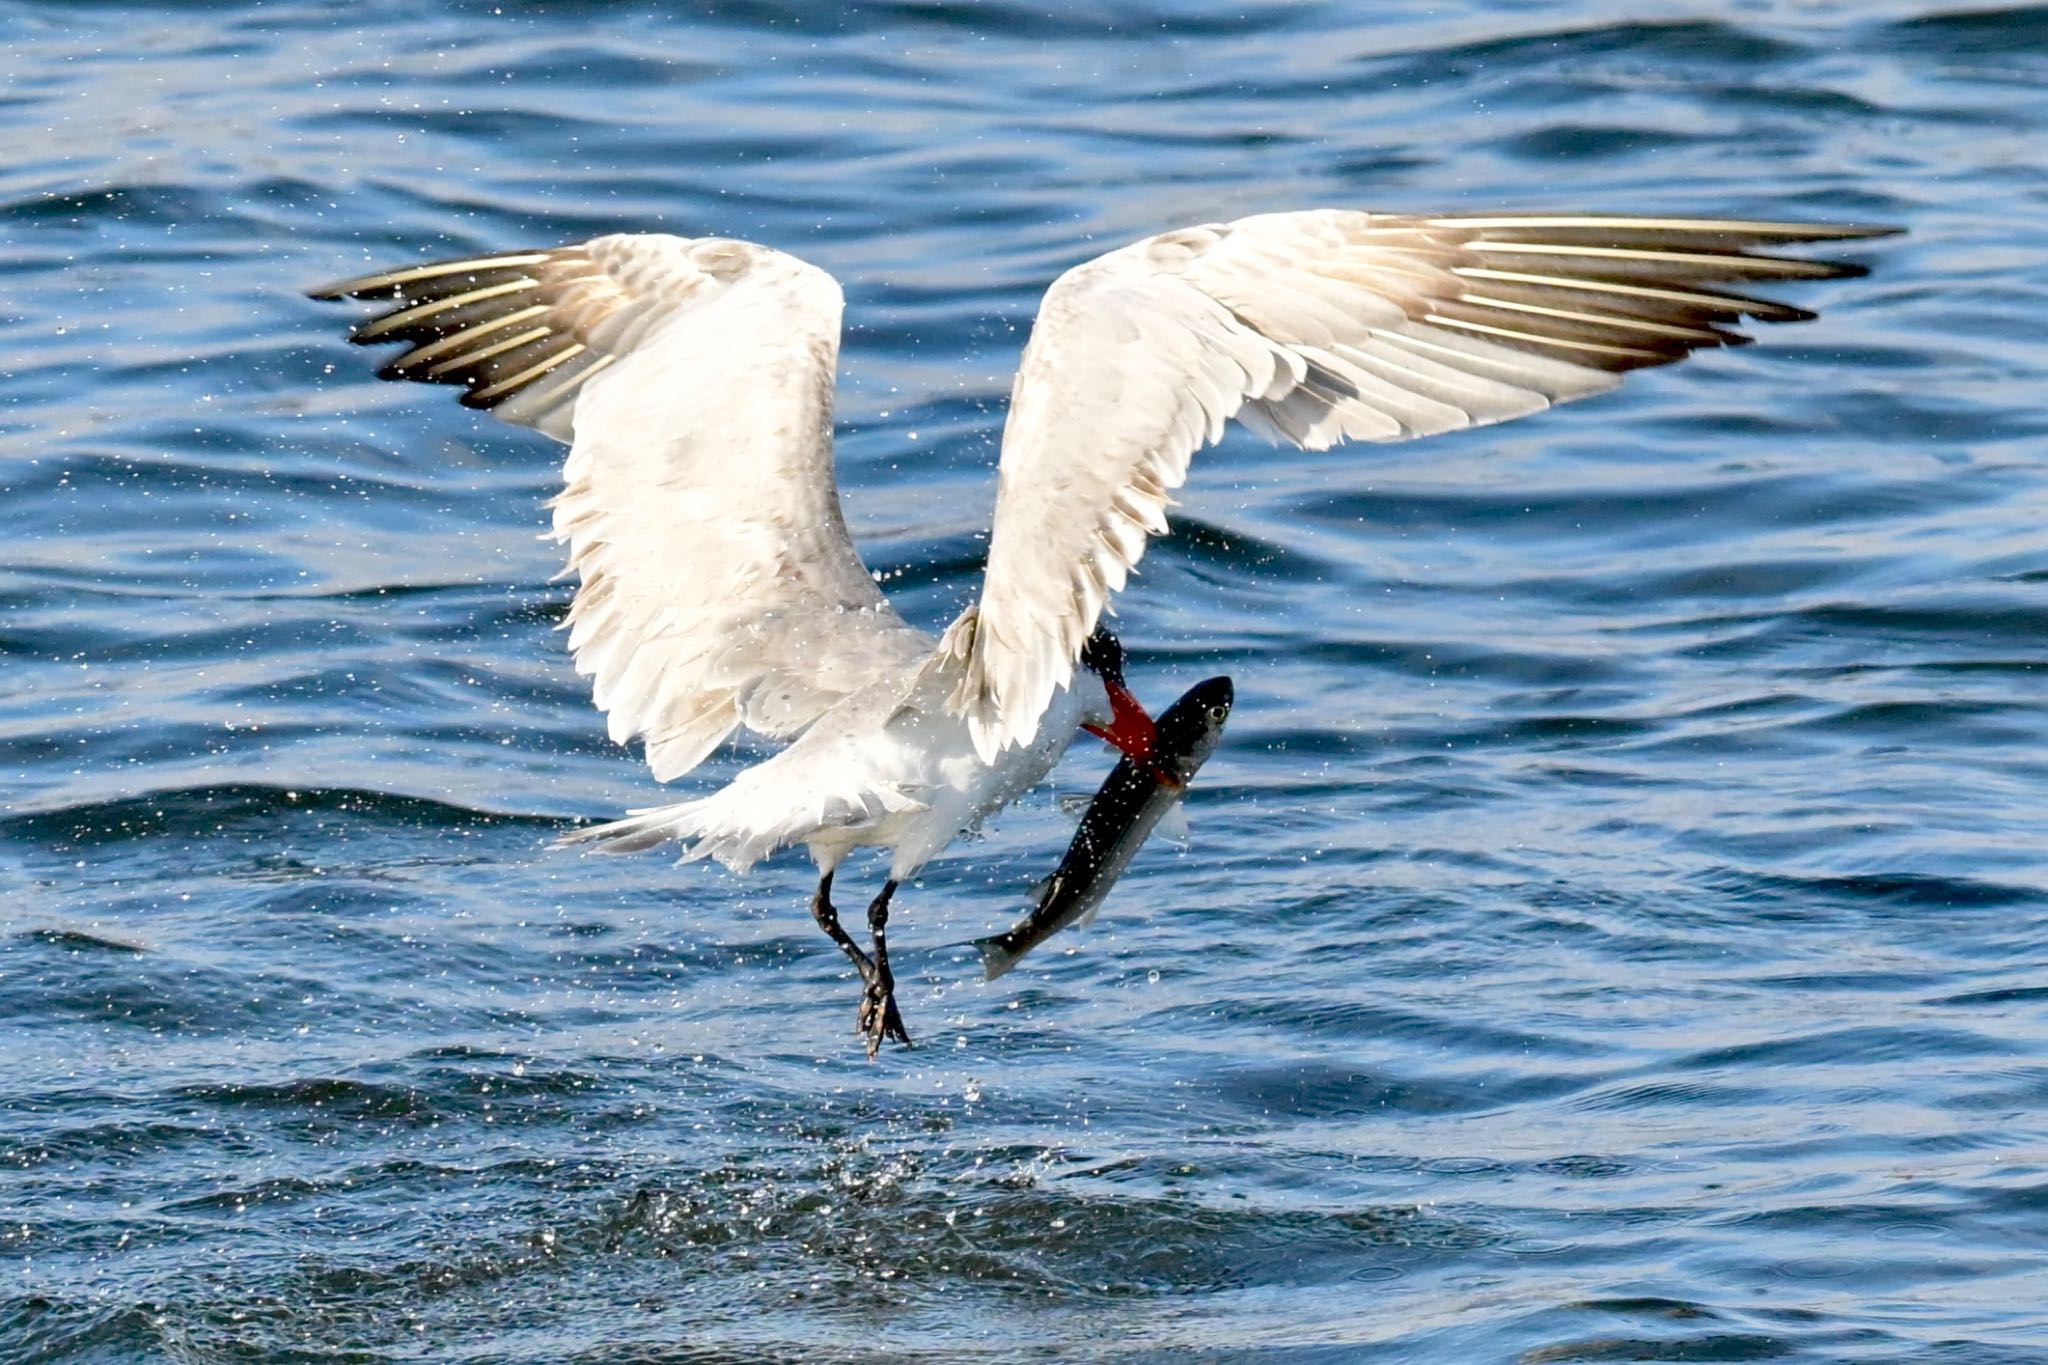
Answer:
[311, 209, 1891, 1055]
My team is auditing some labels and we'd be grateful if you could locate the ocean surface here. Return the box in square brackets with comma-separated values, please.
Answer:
[4, 1, 2047, 1360]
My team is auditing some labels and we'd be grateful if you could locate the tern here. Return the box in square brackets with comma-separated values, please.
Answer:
[310, 209, 1890, 1055]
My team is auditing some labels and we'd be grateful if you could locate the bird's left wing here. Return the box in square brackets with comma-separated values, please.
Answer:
[953, 210, 1895, 758]
[311, 234, 932, 781]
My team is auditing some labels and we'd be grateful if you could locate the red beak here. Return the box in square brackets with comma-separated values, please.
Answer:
[1082, 673, 1160, 769]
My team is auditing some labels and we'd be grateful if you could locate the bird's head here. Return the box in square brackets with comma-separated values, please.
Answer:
[1078, 626, 1158, 766]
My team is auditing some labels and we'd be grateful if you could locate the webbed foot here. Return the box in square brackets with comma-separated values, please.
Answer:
[857, 977, 913, 1057]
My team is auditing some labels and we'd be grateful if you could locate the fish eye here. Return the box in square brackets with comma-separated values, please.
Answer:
[1207, 705, 1228, 723]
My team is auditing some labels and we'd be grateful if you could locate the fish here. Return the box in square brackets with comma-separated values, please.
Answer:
[975, 675, 1234, 980]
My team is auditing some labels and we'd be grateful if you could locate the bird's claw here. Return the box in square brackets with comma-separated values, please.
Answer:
[857, 979, 912, 1058]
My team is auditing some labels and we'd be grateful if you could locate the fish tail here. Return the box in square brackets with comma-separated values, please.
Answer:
[974, 932, 1023, 982]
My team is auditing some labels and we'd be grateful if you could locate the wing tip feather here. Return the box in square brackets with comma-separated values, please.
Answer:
[305, 251, 557, 302]
[1426, 213, 1905, 243]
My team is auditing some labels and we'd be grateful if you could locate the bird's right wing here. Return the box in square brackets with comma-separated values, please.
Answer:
[952, 210, 1895, 759]
[311, 234, 931, 781]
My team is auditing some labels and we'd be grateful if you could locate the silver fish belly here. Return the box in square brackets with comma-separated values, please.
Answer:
[976, 675, 1233, 980]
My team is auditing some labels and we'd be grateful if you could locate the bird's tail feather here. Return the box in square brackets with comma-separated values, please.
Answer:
[557, 779, 932, 873]
[557, 797, 770, 870]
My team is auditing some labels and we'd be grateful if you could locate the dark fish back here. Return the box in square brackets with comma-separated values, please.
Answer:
[1032, 757, 1161, 911]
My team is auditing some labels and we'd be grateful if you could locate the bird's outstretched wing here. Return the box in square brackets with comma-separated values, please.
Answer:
[311, 234, 931, 780]
[952, 210, 1896, 758]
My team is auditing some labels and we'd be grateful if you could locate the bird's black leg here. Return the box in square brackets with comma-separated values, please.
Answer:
[810, 871, 874, 978]
[857, 879, 912, 1057]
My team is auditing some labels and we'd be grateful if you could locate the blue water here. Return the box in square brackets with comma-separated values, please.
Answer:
[5, 1, 2048, 1360]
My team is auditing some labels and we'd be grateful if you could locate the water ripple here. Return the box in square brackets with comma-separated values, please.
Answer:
[3, 0, 2046, 1361]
